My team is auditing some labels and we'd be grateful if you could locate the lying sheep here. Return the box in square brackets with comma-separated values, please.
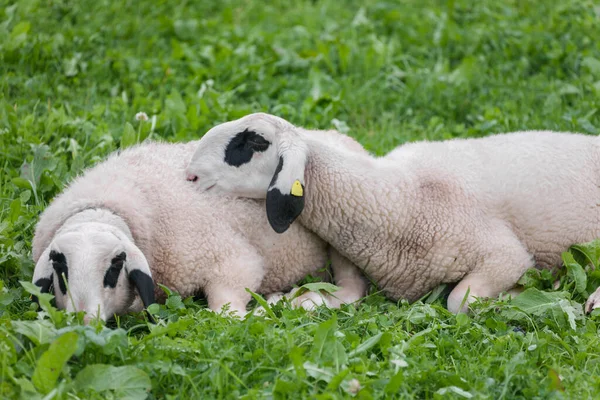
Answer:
[31, 140, 366, 322]
[185, 112, 600, 314]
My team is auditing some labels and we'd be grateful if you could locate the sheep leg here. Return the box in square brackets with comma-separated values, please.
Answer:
[447, 232, 533, 314]
[326, 249, 368, 307]
[290, 248, 368, 310]
[206, 284, 250, 317]
[204, 250, 265, 317]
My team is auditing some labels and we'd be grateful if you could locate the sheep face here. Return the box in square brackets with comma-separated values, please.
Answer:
[187, 113, 308, 233]
[32, 222, 155, 323]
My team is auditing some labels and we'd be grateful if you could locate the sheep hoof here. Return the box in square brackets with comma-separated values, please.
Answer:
[291, 291, 326, 311]
[585, 289, 600, 314]
[265, 292, 285, 305]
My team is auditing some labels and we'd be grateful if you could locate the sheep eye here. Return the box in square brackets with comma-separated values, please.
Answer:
[103, 252, 126, 288]
[224, 129, 271, 167]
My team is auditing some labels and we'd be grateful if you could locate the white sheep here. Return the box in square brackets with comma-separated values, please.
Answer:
[185, 112, 600, 314]
[31, 140, 367, 322]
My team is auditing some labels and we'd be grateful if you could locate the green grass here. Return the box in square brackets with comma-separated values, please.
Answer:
[2, 0, 600, 398]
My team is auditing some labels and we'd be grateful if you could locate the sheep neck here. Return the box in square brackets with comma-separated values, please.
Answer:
[298, 133, 416, 290]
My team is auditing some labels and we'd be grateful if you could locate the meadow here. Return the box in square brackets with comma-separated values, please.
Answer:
[1, 0, 600, 398]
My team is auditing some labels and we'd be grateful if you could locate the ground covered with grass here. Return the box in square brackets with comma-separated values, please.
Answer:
[2, 0, 600, 398]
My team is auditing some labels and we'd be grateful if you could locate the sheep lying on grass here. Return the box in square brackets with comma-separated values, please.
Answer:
[32, 140, 366, 322]
[185, 112, 600, 314]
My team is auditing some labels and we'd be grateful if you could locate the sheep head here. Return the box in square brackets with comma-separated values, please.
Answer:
[186, 113, 309, 233]
[32, 220, 155, 323]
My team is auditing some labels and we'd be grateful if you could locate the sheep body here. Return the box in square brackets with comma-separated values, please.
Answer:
[300, 130, 600, 306]
[32, 140, 333, 317]
[185, 113, 600, 313]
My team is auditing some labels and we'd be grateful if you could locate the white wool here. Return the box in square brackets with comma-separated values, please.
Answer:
[186, 113, 600, 313]
[32, 140, 365, 321]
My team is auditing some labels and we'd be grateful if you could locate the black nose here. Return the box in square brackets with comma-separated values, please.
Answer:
[186, 173, 198, 182]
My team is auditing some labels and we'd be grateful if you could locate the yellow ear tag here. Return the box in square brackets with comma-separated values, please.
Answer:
[291, 180, 303, 197]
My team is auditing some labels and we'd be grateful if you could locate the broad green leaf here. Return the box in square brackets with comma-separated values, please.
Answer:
[508, 288, 567, 315]
[293, 282, 340, 299]
[12, 177, 32, 189]
[142, 319, 193, 343]
[0, 290, 15, 307]
[289, 347, 306, 379]
[311, 315, 337, 361]
[12, 320, 56, 346]
[577, 119, 598, 135]
[562, 252, 587, 293]
[558, 299, 583, 330]
[121, 122, 137, 148]
[173, 19, 199, 41]
[63, 57, 79, 77]
[146, 303, 160, 316]
[11, 21, 31, 37]
[424, 284, 447, 303]
[326, 369, 350, 391]
[456, 312, 469, 326]
[8, 21, 30, 49]
[19, 190, 31, 204]
[76, 327, 128, 356]
[385, 370, 404, 394]
[582, 57, 600, 78]
[165, 295, 184, 310]
[32, 332, 78, 394]
[436, 386, 473, 398]
[559, 83, 580, 95]
[548, 369, 564, 392]
[309, 66, 324, 101]
[348, 332, 383, 358]
[331, 341, 348, 368]
[20, 281, 61, 323]
[20, 145, 56, 186]
[273, 378, 301, 396]
[517, 268, 555, 289]
[0, 222, 9, 237]
[157, 283, 174, 297]
[570, 240, 600, 270]
[303, 362, 335, 383]
[448, 56, 476, 85]
[74, 364, 151, 400]
[9, 198, 21, 223]
[246, 289, 278, 320]
[504, 288, 583, 330]
[301, 282, 340, 294]
[13, 378, 41, 400]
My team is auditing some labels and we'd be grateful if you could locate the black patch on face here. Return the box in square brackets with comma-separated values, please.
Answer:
[49, 250, 68, 295]
[224, 129, 271, 167]
[266, 188, 305, 233]
[128, 269, 155, 309]
[104, 252, 126, 288]
[266, 156, 304, 233]
[32, 277, 53, 304]
[269, 156, 284, 188]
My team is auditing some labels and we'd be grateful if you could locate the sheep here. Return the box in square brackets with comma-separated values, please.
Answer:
[185, 112, 600, 314]
[31, 139, 367, 322]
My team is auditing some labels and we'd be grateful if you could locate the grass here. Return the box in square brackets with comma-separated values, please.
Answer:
[1, 0, 600, 398]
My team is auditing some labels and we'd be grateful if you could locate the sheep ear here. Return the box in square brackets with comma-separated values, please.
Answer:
[32, 246, 55, 303]
[266, 149, 307, 233]
[122, 240, 155, 310]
